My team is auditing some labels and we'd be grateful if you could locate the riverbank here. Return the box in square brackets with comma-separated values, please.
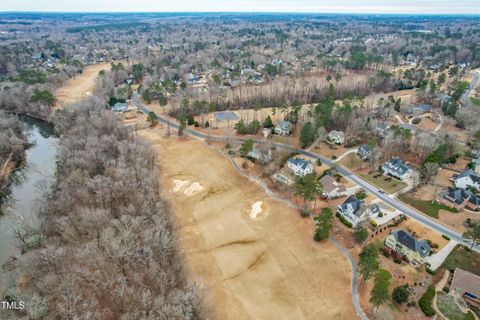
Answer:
[0, 112, 28, 204]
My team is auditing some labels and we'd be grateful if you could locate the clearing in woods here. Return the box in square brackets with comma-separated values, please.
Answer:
[138, 129, 357, 320]
[54, 62, 112, 107]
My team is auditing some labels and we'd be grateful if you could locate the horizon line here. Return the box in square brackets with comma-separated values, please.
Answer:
[1, 11, 480, 16]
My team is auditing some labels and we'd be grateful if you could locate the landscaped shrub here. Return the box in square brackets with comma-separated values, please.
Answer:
[336, 213, 352, 228]
[442, 234, 451, 240]
[418, 285, 436, 317]
[370, 220, 378, 227]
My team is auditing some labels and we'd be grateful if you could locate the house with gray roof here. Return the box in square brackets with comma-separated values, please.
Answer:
[357, 144, 371, 160]
[452, 169, 480, 191]
[274, 121, 292, 136]
[385, 229, 431, 266]
[327, 130, 345, 145]
[336, 195, 381, 226]
[382, 157, 412, 181]
[287, 157, 313, 176]
[411, 104, 432, 115]
[111, 102, 129, 113]
[437, 187, 480, 211]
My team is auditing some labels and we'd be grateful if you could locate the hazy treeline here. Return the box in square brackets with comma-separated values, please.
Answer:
[3, 107, 201, 319]
[0, 111, 26, 193]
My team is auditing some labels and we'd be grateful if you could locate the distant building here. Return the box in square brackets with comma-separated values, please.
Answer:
[336, 195, 380, 226]
[382, 157, 412, 181]
[385, 229, 431, 266]
[327, 130, 345, 145]
[248, 147, 272, 164]
[287, 158, 314, 176]
[320, 175, 347, 199]
[111, 102, 129, 113]
[436, 187, 480, 211]
[452, 169, 480, 190]
[450, 268, 480, 307]
[357, 145, 371, 160]
[374, 122, 390, 137]
[411, 104, 432, 115]
[274, 121, 292, 136]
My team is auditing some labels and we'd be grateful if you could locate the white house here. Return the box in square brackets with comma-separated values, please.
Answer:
[382, 157, 412, 181]
[274, 121, 292, 136]
[327, 130, 345, 145]
[111, 102, 129, 113]
[248, 147, 272, 163]
[320, 175, 347, 199]
[452, 170, 480, 190]
[287, 158, 314, 176]
[336, 195, 381, 226]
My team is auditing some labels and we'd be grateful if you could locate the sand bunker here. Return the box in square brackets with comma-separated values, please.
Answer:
[184, 181, 205, 196]
[249, 201, 268, 220]
[172, 179, 205, 196]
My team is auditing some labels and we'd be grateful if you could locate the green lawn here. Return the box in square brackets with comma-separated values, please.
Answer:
[339, 154, 408, 193]
[360, 173, 408, 194]
[470, 96, 480, 106]
[437, 292, 476, 320]
[442, 245, 480, 276]
[398, 194, 458, 218]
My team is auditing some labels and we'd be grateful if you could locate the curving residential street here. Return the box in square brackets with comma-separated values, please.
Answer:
[132, 93, 480, 254]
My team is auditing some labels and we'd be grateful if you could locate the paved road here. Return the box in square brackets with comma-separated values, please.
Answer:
[462, 70, 480, 107]
[132, 94, 480, 254]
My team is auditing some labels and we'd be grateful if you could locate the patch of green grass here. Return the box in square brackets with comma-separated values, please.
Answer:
[442, 245, 480, 276]
[359, 173, 408, 194]
[398, 194, 458, 218]
[470, 96, 480, 106]
[437, 292, 475, 320]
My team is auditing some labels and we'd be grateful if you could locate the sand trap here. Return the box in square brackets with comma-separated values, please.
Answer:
[172, 179, 205, 196]
[184, 181, 205, 196]
[173, 179, 191, 192]
[249, 201, 269, 221]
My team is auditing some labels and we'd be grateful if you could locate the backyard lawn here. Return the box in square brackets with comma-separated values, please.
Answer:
[442, 245, 480, 276]
[399, 194, 458, 218]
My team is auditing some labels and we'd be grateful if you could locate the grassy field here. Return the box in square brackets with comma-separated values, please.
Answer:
[442, 245, 480, 276]
[470, 96, 480, 106]
[399, 194, 458, 218]
[360, 173, 408, 194]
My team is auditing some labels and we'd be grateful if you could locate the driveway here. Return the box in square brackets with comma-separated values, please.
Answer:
[425, 240, 458, 271]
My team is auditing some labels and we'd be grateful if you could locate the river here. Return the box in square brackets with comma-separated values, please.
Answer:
[0, 116, 57, 270]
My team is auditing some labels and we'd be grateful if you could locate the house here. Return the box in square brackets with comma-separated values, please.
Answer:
[357, 145, 371, 160]
[274, 121, 292, 136]
[336, 195, 380, 226]
[186, 73, 200, 84]
[111, 102, 129, 113]
[450, 268, 480, 307]
[248, 147, 272, 163]
[382, 157, 412, 181]
[327, 130, 345, 145]
[287, 158, 314, 176]
[320, 175, 347, 199]
[385, 229, 431, 266]
[374, 122, 390, 137]
[437, 187, 480, 211]
[452, 169, 480, 191]
[412, 104, 432, 115]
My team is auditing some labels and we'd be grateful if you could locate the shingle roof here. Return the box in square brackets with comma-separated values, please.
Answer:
[391, 229, 431, 258]
[320, 175, 346, 193]
[339, 195, 366, 217]
[454, 169, 480, 184]
[383, 157, 410, 177]
[451, 268, 480, 298]
[288, 158, 311, 171]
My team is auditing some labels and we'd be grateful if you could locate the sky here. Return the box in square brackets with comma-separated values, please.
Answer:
[1, 0, 479, 14]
